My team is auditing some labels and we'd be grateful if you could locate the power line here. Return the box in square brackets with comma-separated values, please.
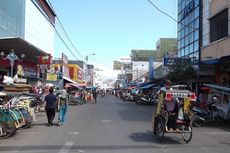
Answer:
[146, 0, 196, 30]
[54, 28, 80, 60]
[47, 0, 85, 60]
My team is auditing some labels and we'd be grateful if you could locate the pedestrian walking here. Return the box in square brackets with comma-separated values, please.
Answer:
[57, 89, 68, 125]
[92, 88, 97, 104]
[44, 87, 57, 126]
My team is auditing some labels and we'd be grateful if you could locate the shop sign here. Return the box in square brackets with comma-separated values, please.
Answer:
[46, 73, 57, 81]
[77, 66, 83, 81]
[163, 58, 191, 66]
[17, 78, 27, 83]
[62, 53, 69, 78]
[37, 55, 51, 65]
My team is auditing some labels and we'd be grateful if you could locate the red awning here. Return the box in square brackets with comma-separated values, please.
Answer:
[67, 83, 87, 88]
[127, 86, 136, 90]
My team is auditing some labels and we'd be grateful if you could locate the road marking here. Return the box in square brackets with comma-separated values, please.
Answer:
[58, 142, 74, 153]
[73, 132, 79, 135]
[161, 145, 167, 153]
[101, 119, 111, 123]
[203, 132, 230, 135]
[78, 150, 85, 153]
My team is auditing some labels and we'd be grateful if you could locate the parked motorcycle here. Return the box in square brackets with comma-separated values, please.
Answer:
[190, 97, 224, 127]
[136, 94, 156, 105]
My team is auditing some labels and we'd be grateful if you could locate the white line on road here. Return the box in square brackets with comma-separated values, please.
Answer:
[203, 131, 230, 135]
[73, 132, 79, 135]
[58, 142, 74, 153]
[101, 119, 111, 123]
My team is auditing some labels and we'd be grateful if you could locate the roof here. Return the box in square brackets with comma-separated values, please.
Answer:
[203, 84, 230, 95]
[0, 37, 48, 63]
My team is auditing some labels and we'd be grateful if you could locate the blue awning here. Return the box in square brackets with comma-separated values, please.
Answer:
[200, 59, 219, 65]
[139, 84, 155, 89]
[203, 84, 230, 95]
[138, 81, 153, 87]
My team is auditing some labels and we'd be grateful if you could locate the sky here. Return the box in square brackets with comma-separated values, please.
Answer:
[49, 0, 177, 78]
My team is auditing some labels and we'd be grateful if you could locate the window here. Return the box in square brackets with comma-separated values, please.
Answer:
[194, 40, 199, 51]
[210, 9, 228, 43]
[194, 18, 199, 29]
[189, 32, 194, 43]
[189, 43, 193, 53]
[185, 46, 189, 55]
[194, 29, 199, 41]
[194, 7, 199, 18]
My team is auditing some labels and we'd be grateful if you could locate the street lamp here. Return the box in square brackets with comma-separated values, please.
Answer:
[85, 53, 95, 63]
[85, 53, 95, 84]
[0, 49, 25, 78]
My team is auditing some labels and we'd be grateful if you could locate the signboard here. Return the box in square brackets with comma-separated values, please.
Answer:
[62, 53, 69, 78]
[46, 73, 57, 81]
[163, 58, 191, 66]
[77, 66, 83, 81]
[113, 61, 122, 70]
[37, 54, 51, 65]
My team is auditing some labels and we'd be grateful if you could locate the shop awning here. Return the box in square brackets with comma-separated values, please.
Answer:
[127, 86, 136, 90]
[139, 84, 155, 89]
[63, 76, 77, 84]
[0, 37, 48, 63]
[203, 84, 230, 95]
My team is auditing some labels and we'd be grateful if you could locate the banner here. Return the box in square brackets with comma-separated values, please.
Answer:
[46, 73, 57, 81]
[148, 57, 154, 80]
[37, 54, 51, 65]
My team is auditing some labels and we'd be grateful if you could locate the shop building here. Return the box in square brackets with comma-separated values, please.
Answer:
[0, 0, 56, 86]
[201, 0, 230, 85]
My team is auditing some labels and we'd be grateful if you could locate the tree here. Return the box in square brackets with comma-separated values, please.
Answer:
[167, 61, 197, 83]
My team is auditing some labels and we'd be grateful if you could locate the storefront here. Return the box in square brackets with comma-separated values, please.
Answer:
[0, 37, 49, 85]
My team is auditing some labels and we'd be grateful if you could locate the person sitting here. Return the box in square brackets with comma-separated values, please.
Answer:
[164, 97, 178, 131]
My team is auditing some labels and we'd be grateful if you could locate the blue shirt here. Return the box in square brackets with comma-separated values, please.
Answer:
[45, 93, 57, 109]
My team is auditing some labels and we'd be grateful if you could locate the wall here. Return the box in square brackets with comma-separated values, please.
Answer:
[0, 0, 25, 38]
[24, 0, 55, 54]
[132, 61, 148, 81]
[202, 0, 210, 47]
[209, 0, 228, 17]
[201, 37, 230, 60]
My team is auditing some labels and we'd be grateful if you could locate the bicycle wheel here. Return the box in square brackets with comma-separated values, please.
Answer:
[215, 109, 224, 125]
[155, 116, 165, 142]
[0, 110, 17, 139]
[190, 114, 204, 127]
[12, 108, 25, 127]
[19, 108, 32, 128]
[181, 125, 192, 143]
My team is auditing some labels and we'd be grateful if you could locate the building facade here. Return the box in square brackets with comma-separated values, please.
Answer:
[0, 0, 56, 86]
[156, 38, 177, 58]
[177, 0, 201, 62]
[201, 0, 230, 84]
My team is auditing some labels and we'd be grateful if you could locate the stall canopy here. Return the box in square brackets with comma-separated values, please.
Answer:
[139, 84, 155, 89]
[66, 83, 87, 89]
[0, 37, 48, 63]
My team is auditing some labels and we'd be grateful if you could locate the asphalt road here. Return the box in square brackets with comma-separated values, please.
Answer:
[0, 95, 230, 153]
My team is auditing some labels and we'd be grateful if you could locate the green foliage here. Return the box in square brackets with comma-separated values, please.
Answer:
[167, 62, 197, 82]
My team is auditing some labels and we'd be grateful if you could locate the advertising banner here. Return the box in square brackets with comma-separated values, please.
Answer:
[37, 54, 51, 65]
[62, 53, 69, 78]
[46, 73, 57, 81]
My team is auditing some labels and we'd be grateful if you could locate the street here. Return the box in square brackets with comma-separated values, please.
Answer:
[0, 95, 230, 153]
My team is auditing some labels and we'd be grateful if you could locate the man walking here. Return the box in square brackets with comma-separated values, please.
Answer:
[92, 88, 97, 104]
[58, 88, 68, 125]
[44, 87, 57, 126]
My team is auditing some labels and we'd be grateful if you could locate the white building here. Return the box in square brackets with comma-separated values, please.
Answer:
[0, 0, 56, 85]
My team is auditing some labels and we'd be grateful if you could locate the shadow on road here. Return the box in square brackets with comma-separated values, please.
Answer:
[118, 110, 152, 122]
[129, 130, 183, 145]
